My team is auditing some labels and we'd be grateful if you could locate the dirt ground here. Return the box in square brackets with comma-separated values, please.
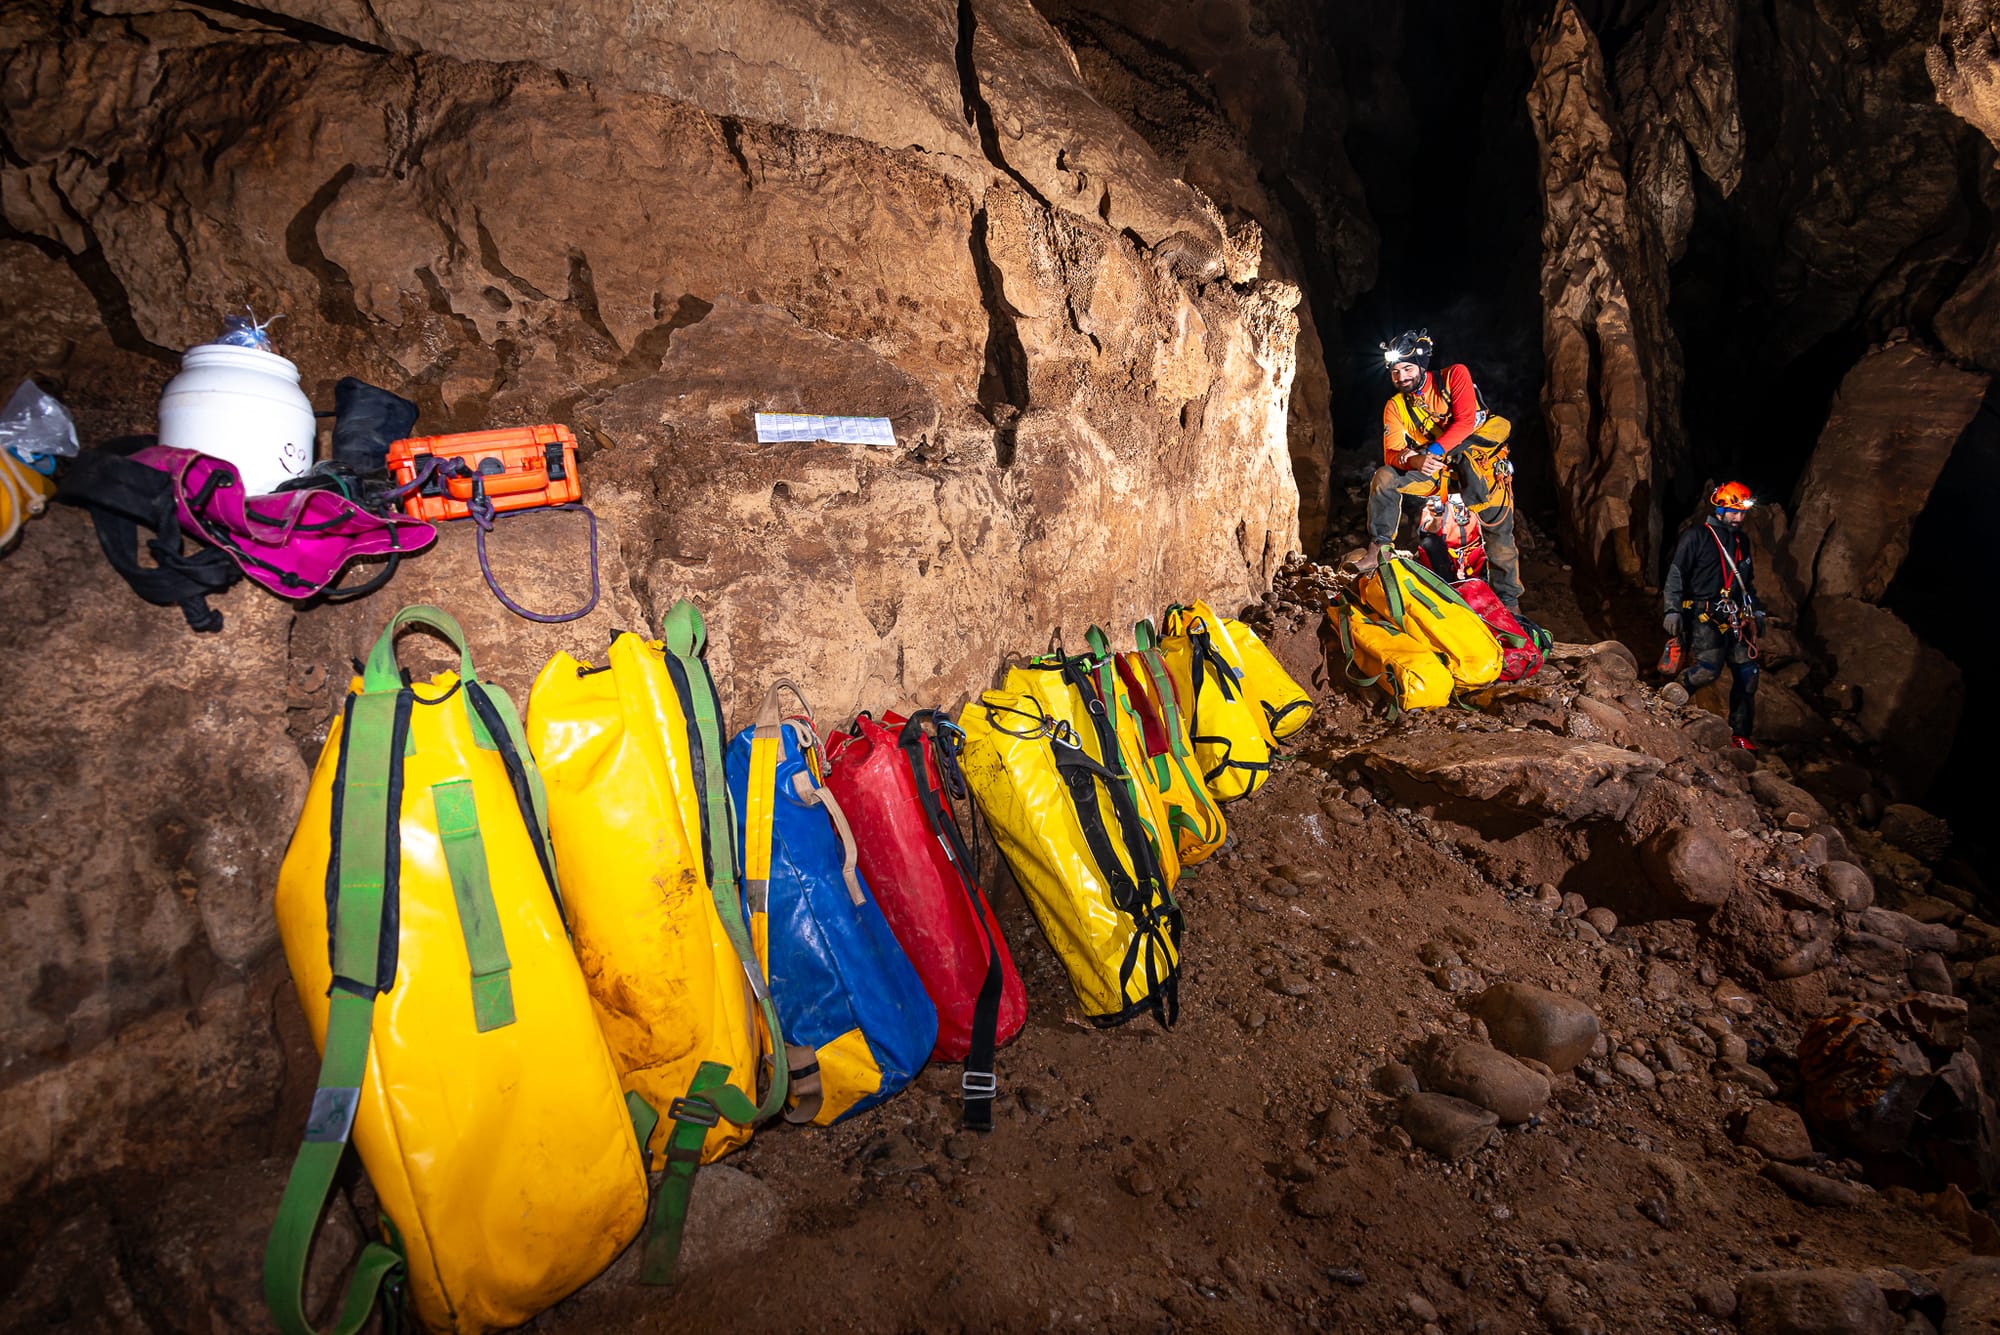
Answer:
[538, 529, 1986, 1335]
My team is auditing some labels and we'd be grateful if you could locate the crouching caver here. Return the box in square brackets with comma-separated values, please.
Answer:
[1664, 481, 1764, 750]
[1369, 330, 1523, 611]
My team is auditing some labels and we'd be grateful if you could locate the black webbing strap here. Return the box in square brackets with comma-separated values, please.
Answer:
[1049, 732, 1180, 1029]
[461, 683, 566, 927]
[53, 448, 241, 631]
[898, 710, 1004, 1131]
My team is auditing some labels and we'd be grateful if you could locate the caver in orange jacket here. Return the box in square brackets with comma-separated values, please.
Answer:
[1381, 363, 1485, 465]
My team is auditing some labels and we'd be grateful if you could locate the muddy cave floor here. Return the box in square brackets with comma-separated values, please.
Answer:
[529, 512, 1987, 1333]
[12, 493, 1979, 1335]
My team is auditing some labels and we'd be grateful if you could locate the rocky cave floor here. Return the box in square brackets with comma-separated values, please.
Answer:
[10, 491, 1998, 1335]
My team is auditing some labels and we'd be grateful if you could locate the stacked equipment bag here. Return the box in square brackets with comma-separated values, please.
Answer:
[523, 600, 789, 1282]
[727, 681, 938, 1125]
[959, 660, 1183, 1027]
[1450, 577, 1543, 682]
[1218, 614, 1314, 741]
[1330, 602, 1454, 712]
[1358, 555, 1504, 688]
[1114, 620, 1227, 864]
[267, 606, 647, 1334]
[1156, 601, 1273, 802]
[823, 709, 1027, 1130]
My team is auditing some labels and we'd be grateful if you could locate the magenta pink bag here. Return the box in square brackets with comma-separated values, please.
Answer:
[136, 445, 435, 600]
[1452, 577, 1543, 682]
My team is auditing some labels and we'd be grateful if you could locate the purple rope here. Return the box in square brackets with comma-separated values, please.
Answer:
[473, 502, 600, 623]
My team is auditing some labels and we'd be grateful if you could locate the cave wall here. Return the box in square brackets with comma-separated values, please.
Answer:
[1029, 0, 1380, 553]
[0, 0, 1304, 1208]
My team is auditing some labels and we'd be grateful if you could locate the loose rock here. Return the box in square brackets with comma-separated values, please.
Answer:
[1733, 1103, 1815, 1163]
[1762, 1162, 1865, 1209]
[1612, 1052, 1657, 1089]
[1735, 1268, 1892, 1335]
[1821, 862, 1876, 911]
[1412, 1037, 1552, 1125]
[1399, 1093, 1500, 1160]
[1475, 982, 1601, 1073]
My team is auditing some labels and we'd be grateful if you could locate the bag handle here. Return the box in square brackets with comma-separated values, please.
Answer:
[361, 605, 473, 692]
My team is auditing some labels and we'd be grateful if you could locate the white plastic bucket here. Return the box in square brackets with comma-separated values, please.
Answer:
[157, 343, 317, 495]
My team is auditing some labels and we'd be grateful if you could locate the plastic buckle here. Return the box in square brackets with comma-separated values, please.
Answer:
[961, 1071, 998, 1099]
[667, 1095, 721, 1128]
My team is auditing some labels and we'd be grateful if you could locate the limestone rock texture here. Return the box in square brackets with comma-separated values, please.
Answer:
[1786, 342, 1988, 606]
[1528, 1, 1661, 585]
[0, 0, 1303, 1209]
[1027, 0, 1379, 553]
[1931, 0, 2000, 151]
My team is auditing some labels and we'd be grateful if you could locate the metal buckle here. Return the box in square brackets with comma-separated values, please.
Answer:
[961, 1071, 998, 1098]
[667, 1095, 721, 1128]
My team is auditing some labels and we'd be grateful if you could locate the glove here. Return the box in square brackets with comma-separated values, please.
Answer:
[1753, 612, 1767, 633]
[1662, 611, 1681, 635]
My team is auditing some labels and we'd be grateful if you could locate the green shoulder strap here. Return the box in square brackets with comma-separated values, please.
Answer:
[265, 611, 443, 1334]
[648, 600, 790, 1285]
[1375, 560, 1407, 626]
[1084, 627, 1170, 868]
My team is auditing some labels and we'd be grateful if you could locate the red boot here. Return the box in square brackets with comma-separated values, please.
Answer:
[1731, 735, 1757, 752]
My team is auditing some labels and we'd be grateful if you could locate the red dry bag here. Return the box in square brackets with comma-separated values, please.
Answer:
[1452, 577, 1543, 682]
[823, 709, 1026, 1129]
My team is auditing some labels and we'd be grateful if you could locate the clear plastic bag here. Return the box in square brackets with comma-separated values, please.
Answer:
[0, 379, 79, 463]
[215, 309, 282, 351]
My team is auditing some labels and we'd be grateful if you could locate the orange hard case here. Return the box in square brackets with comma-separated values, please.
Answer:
[386, 424, 580, 522]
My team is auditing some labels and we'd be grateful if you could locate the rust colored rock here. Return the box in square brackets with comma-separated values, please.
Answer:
[1733, 1102, 1815, 1163]
[1640, 826, 1738, 911]
[1735, 1269, 1893, 1335]
[1398, 1092, 1500, 1161]
[1360, 731, 1663, 823]
[1785, 344, 1987, 605]
[1411, 1037, 1552, 1126]
[1797, 1012, 1934, 1157]
[1474, 982, 1600, 1074]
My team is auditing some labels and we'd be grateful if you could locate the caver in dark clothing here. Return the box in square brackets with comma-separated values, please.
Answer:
[1663, 514, 1763, 740]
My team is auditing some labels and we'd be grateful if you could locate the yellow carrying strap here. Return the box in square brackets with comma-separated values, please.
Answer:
[744, 679, 837, 1126]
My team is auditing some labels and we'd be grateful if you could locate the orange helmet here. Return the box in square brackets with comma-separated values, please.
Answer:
[1711, 481, 1754, 512]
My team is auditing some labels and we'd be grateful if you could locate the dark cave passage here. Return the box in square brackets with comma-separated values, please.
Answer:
[1324, 2, 1551, 518]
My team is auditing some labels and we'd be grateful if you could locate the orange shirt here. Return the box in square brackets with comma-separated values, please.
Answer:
[1382, 363, 1482, 464]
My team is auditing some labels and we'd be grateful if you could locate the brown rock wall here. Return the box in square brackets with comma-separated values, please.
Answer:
[1785, 342, 1988, 605]
[1529, 1, 1658, 585]
[0, 1, 1301, 1206]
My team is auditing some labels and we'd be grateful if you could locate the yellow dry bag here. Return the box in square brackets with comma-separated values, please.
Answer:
[1359, 555, 1503, 687]
[1106, 623, 1227, 865]
[1331, 602, 1454, 712]
[1220, 616, 1314, 741]
[1157, 601, 1273, 802]
[267, 607, 646, 1335]
[959, 678, 1183, 1027]
[524, 600, 792, 1282]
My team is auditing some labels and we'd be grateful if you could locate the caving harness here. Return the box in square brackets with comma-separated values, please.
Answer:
[1390, 372, 1515, 521]
[1677, 524, 1760, 660]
